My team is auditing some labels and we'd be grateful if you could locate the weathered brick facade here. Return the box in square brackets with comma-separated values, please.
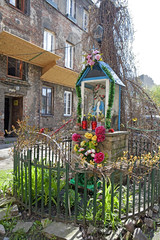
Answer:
[0, 0, 92, 141]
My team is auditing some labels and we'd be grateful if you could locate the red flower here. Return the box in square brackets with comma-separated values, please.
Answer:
[108, 129, 114, 133]
[95, 126, 106, 136]
[93, 152, 104, 163]
[72, 133, 81, 142]
[39, 128, 44, 133]
[97, 134, 105, 142]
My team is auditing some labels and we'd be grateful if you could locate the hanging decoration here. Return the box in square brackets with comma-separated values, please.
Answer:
[83, 50, 103, 69]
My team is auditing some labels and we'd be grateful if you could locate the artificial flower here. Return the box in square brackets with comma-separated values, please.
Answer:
[78, 148, 85, 152]
[108, 128, 114, 133]
[93, 152, 105, 164]
[92, 135, 97, 141]
[87, 150, 92, 154]
[95, 126, 106, 136]
[132, 118, 137, 122]
[86, 54, 92, 59]
[91, 149, 95, 153]
[87, 59, 95, 66]
[85, 132, 93, 139]
[90, 160, 95, 165]
[39, 128, 44, 133]
[97, 134, 105, 142]
[80, 141, 86, 147]
[91, 153, 95, 158]
[95, 54, 101, 61]
[91, 141, 98, 146]
[72, 133, 81, 142]
[93, 50, 100, 54]
[74, 144, 79, 152]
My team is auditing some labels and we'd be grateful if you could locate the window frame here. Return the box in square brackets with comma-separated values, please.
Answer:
[64, 91, 72, 116]
[66, 0, 76, 19]
[83, 9, 89, 32]
[43, 29, 55, 53]
[9, 0, 25, 13]
[65, 42, 73, 69]
[41, 86, 53, 116]
[7, 57, 23, 79]
[45, 0, 57, 9]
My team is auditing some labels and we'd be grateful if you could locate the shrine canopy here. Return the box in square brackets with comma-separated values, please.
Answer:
[76, 61, 125, 131]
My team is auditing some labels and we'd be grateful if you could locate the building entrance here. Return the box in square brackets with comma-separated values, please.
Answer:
[4, 96, 23, 135]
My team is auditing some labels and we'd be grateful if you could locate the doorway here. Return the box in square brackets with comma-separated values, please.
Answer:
[4, 96, 23, 135]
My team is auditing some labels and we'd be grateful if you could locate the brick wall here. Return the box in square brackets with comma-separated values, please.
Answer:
[0, 0, 90, 138]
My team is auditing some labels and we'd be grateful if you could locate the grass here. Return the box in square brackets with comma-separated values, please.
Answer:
[0, 169, 13, 190]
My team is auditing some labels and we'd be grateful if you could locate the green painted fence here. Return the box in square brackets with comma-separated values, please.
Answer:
[13, 138, 160, 226]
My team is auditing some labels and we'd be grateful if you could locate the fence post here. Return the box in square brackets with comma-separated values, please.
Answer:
[83, 164, 88, 225]
[13, 147, 18, 198]
[102, 175, 106, 223]
[151, 168, 155, 208]
[65, 162, 69, 221]
[93, 164, 97, 225]
[27, 149, 32, 216]
[74, 163, 79, 224]
[111, 171, 114, 214]
[119, 166, 123, 219]
[56, 160, 61, 219]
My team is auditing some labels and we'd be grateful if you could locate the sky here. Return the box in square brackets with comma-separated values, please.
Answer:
[128, 0, 160, 85]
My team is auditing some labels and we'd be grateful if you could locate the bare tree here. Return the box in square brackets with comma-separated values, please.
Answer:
[83, 0, 160, 153]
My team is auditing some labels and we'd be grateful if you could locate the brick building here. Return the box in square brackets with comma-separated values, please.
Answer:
[0, 0, 93, 141]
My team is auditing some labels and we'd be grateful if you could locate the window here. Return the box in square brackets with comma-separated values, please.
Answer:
[42, 87, 53, 115]
[83, 9, 89, 32]
[67, 0, 76, 19]
[7, 57, 23, 79]
[9, 0, 25, 12]
[64, 91, 72, 116]
[43, 30, 55, 53]
[45, 0, 57, 9]
[65, 42, 73, 69]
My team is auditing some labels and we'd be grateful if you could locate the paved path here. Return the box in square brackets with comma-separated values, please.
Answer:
[0, 139, 16, 170]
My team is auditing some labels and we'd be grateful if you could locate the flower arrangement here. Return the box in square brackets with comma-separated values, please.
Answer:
[72, 126, 107, 167]
[84, 50, 103, 69]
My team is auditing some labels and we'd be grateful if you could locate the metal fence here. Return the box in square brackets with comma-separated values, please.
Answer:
[13, 137, 160, 226]
[128, 130, 159, 156]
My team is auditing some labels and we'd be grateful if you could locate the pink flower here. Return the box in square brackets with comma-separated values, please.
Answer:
[93, 50, 100, 55]
[95, 126, 106, 136]
[72, 133, 81, 142]
[86, 54, 92, 60]
[108, 128, 114, 133]
[95, 54, 101, 61]
[97, 134, 105, 142]
[87, 59, 95, 66]
[93, 152, 104, 163]
[78, 148, 85, 152]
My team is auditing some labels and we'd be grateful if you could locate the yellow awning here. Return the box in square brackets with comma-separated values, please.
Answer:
[41, 65, 78, 88]
[0, 31, 78, 88]
[0, 31, 60, 67]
